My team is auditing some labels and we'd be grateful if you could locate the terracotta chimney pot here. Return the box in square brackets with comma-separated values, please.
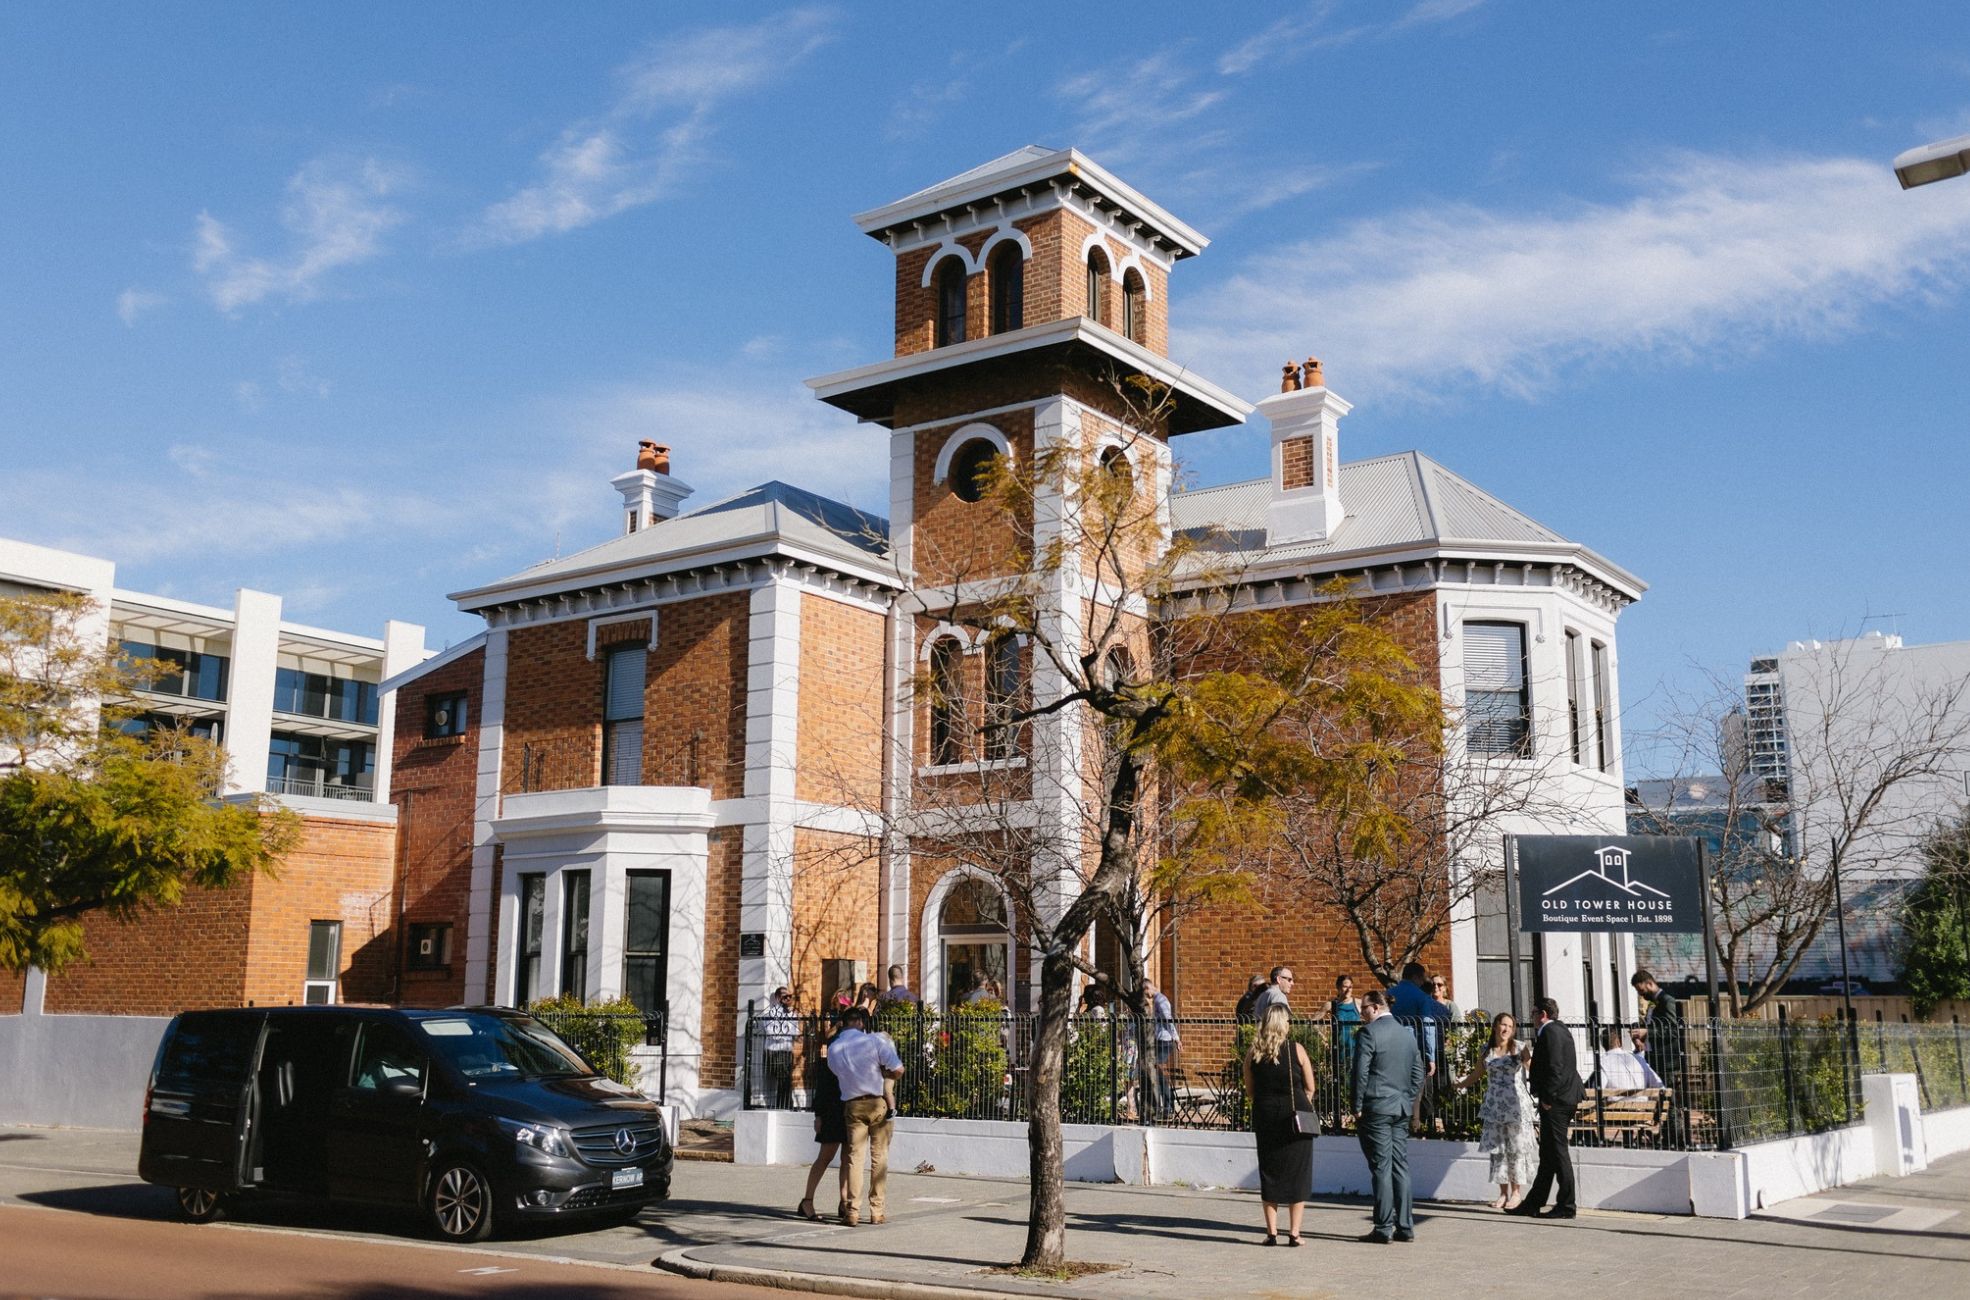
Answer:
[636, 440, 672, 474]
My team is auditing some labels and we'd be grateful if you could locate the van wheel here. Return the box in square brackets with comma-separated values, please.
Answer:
[427, 1161, 495, 1242]
[175, 1187, 227, 1223]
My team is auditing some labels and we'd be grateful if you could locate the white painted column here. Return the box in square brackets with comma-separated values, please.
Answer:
[468, 627, 509, 1004]
[222, 588, 282, 795]
[371, 619, 427, 802]
[739, 575, 802, 1040]
[882, 428, 917, 971]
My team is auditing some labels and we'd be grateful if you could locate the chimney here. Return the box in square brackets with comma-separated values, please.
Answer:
[1256, 357, 1349, 546]
[610, 441, 693, 535]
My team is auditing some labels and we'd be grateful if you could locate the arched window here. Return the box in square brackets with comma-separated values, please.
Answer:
[988, 243, 1024, 335]
[934, 256, 967, 347]
[939, 876, 1009, 1007]
[1098, 445, 1135, 502]
[928, 637, 966, 766]
[1120, 269, 1145, 343]
[983, 632, 1022, 762]
[947, 437, 1000, 504]
[1085, 248, 1110, 327]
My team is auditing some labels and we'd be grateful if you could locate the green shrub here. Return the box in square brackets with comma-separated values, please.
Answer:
[527, 994, 645, 1089]
[875, 1001, 1009, 1118]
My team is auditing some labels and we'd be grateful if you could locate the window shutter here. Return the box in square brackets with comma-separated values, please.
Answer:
[605, 648, 646, 721]
[1463, 622, 1524, 689]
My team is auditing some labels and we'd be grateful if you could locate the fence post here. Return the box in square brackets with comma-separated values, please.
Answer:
[742, 1000, 754, 1110]
[1777, 1005, 1799, 1137]
[1587, 1009, 1606, 1145]
[1331, 1017, 1344, 1133]
[1108, 1012, 1119, 1124]
[1955, 1016, 1967, 1104]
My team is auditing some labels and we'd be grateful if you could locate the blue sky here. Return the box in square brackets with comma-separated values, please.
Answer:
[3, 1, 1968, 777]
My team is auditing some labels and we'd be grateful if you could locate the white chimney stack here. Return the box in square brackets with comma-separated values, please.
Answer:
[1257, 358, 1348, 546]
[611, 441, 693, 535]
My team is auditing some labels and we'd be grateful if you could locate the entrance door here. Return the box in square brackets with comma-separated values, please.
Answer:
[326, 1019, 428, 1205]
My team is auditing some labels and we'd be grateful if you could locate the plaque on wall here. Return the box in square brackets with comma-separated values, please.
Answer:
[739, 932, 766, 958]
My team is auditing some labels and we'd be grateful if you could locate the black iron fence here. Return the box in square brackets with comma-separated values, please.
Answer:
[742, 1005, 1970, 1151]
[533, 1007, 669, 1096]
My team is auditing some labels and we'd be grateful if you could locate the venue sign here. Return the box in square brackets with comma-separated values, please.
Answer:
[1514, 835, 1705, 933]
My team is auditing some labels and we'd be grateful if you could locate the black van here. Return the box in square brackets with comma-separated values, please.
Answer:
[138, 1006, 672, 1241]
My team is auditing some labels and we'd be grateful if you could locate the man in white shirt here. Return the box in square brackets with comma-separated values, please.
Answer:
[827, 1006, 905, 1226]
[1589, 1029, 1663, 1090]
[1254, 966, 1294, 1016]
[1146, 979, 1180, 1119]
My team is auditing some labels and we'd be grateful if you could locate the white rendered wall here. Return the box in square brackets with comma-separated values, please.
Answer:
[223, 588, 283, 796]
[371, 618, 429, 802]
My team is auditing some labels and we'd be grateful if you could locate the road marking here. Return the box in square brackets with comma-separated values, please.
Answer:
[909, 1196, 962, 1203]
[458, 1266, 517, 1275]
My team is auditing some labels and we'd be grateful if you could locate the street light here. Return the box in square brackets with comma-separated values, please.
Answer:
[1894, 133, 1970, 189]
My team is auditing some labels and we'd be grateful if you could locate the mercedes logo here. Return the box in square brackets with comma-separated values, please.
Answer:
[613, 1127, 638, 1156]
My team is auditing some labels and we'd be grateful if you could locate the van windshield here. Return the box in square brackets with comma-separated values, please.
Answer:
[415, 1014, 594, 1080]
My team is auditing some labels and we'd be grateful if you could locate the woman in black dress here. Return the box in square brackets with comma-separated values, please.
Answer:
[797, 1020, 847, 1220]
[1242, 1003, 1315, 1245]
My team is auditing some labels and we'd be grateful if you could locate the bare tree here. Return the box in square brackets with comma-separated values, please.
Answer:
[1632, 642, 1970, 1014]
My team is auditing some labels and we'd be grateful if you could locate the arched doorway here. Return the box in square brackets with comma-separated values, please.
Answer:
[932, 874, 1012, 1008]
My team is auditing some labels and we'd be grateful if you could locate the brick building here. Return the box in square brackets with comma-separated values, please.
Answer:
[383, 146, 1647, 1114]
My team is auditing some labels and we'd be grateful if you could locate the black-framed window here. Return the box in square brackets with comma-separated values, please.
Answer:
[934, 256, 967, 346]
[267, 732, 374, 799]
[1464, 621, 1531, 757]
[1591, 640, 1612, 772]
[928, 637, 965, 766]
[425, 692, 468, 739]
[516, 875, 545, 1005]
[603, 646, 645, 786]
[622, 870, 671, 1016]
[983, 633, 1022, 762]
[989, 243, 1024, 334]
[407, 922, 452, 971]
[948, 437, 999, 504]
[273, 668, 378, 725]
[1121, 269, 1145, 342]
[1085, 249, 1109, 325]
[118, 640, 229, 703]
[1564, 629, 1583, 764]
[304, 920, 341, 1005]
[561, 869, 591, 1003]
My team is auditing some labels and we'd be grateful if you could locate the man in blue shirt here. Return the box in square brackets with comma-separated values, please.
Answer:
[827, 1006, 905, 1226]
[1385, 962, 1449, 1132]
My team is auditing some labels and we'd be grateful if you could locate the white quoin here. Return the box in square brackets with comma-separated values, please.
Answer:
[611, 468, 695, 535]
[1257, 383, 1350, 546]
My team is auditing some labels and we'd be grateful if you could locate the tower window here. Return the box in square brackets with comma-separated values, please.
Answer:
[948, 438, 1000, 504]
[1464, 621, 1531, 757]
[934, 256, 967, 347]
[602, 646, 645, 786]
[1085, 249, 1110, 326]
[1121, 269, 1145, 343]
[989, 243, 1024, 334]
[928, 637, 966, 766]
[983, 632, 1023, 761]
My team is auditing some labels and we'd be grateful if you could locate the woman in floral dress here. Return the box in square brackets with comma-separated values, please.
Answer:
[1464, 1011, 1536, 1209]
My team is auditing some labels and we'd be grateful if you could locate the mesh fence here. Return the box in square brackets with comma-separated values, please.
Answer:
[744, 1005, 1970, 1150]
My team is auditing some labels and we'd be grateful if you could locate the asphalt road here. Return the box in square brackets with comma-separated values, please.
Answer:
[0, 1128, 797, 1299]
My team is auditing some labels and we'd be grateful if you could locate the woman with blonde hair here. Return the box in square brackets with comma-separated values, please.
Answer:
[1242, 1003, 1316, 1245]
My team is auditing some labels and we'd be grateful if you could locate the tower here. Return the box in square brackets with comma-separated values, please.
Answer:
[807, 147, 1251, 1005]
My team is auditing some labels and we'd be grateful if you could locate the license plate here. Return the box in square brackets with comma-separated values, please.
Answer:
[611, 1167, 643, 1190]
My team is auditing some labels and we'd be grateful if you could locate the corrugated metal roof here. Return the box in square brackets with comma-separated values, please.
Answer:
[891, 145, 1060, 208]
[1170, 452, 1585, 571]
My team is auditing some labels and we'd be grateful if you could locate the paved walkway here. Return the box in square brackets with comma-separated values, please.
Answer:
[3, 1126, 1966, 1299]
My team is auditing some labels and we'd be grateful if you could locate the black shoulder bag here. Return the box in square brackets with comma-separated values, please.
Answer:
[1289, 1041, 1321, 1138]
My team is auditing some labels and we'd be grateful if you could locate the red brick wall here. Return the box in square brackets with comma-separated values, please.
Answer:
[389, 646, 485, 1007]
[1166, 590, 1450, 1018]
[796, 594, 886, 808]
[700, 830, 744, 1088]
[911, 409, 1034, 588]
[790, 828, 881, 1005]
[1281, 437, 1313, 490]
[42, 810, 397, 1015]
[241, 814, 399, 1009]
[0, 968, 25, 1014]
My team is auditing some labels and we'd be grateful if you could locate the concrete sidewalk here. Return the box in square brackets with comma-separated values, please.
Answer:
[3, 1126, 1965, 1299]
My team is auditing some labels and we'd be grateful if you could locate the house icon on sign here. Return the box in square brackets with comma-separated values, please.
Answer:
[1545, 845, 1669, 899]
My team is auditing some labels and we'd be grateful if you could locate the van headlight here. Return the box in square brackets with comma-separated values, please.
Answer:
[498, 1118, 572, 1158]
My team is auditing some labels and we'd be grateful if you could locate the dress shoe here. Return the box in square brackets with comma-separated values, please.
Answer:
[1392, 1230, 1415, 1242]
[1358, 1231, 1392, 1244]
[1503, 1202, 1541, 1217]
[1538, 1207, 1577, 1219]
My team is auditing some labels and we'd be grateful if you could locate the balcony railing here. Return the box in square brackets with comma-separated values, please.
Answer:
[266, 773, 375, 802]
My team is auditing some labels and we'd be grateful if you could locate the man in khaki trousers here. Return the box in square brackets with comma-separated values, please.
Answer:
[826, 1005, 905, 1225]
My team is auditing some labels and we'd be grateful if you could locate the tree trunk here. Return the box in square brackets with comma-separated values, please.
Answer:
[1020, 939, 1077, 1269]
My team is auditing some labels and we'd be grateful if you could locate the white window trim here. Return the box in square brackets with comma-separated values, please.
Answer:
[978, 228, 1034, 265]
[920, 865, 1015, 1011]
[918, 622, 978, 661]
[917, 755, 1027, 777]
[919, 243, 980, 287]
[931, 423, 1015, 487]
[587, 609, 658, 661]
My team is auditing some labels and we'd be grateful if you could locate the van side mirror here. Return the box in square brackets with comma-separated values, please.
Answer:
[381, 1075, 423, 1099]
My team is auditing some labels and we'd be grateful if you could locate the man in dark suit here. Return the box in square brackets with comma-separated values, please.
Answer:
[1632, 969, 1685, 1143]
[1508, 997, 1584, 1219]
[1352, 989, 1426, 1243]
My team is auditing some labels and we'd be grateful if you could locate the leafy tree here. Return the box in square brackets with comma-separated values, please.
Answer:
[1901, 816, 1970, 1016]
[0, 591, 296, 971]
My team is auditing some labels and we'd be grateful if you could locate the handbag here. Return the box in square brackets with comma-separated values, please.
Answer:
[1288, 1042, 1321, 1138]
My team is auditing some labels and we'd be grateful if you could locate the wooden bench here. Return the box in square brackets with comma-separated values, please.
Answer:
[1571, 1087, 1672, 1147]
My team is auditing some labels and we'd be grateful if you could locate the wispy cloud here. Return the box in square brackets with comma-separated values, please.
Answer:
[1216, 0, 1485, 77]
[193, 157, 407, 312]
[1057, 52, 1227, 167]
[276, 354, 332, 399]
[116, 287, 165, 326]
[469, 7, 837, 247]
[1179, 151, 1970, 403]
